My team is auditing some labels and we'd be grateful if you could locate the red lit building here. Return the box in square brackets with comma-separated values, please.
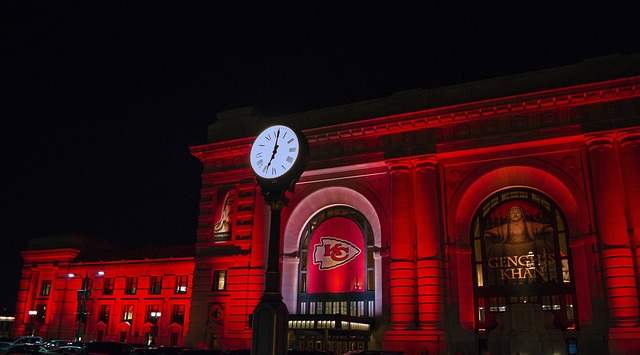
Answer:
[16, 54, 640, 354]
[16, 236, 194, 346]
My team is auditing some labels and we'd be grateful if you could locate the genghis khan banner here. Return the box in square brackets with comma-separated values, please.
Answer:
[482, 201, 559, 286]
[308, 216, 365, 293]
[473, 189, 576, 330]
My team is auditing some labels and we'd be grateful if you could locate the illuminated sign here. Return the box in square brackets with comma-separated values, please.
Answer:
[486, 250, 556, 281]
[313, 237, 361, 270]
[481, 200, 560, 286]
[307, 216, 365, 294]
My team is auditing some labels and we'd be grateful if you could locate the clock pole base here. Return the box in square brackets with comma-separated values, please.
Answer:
[251, 293, 289, 355]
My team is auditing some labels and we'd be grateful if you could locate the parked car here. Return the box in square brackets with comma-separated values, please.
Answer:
[0, 341, 13, 353]
[79, 342, 134, 355]
[5, 344, 57, 355]
[224, 350, 250, 355]
[344, 351, 405, 355]
[11, 338, 44, 346]
[44, 341, 72, 350]
[52, 346, 82, 355]
[176, 350, 225, 355]
[124, 344, 150, 355]
[151, 347, 188, 355]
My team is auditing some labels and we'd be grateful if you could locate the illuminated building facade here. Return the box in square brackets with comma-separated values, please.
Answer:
[15, 54, 640, 354]
[187, 54, 640, 355]
[15, 236, 194, 346]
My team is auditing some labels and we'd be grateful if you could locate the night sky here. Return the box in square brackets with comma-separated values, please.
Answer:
[2, 2, 639, 313]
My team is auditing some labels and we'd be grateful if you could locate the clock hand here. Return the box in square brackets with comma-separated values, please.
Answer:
[266, 129, 280, 169]
[273, 129, 280, 155]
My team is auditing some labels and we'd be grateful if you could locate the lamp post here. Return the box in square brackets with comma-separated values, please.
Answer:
[149, 311, 161, 346]
[28, 310, 37, 336]
[69, 271, 104, 342]
[248, 125, 309, 355]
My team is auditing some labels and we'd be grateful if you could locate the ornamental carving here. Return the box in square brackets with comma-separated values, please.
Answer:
[540, 112, 559, 125]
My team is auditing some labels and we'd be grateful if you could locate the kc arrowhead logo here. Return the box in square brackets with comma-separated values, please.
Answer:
[313, 237, 361, 270]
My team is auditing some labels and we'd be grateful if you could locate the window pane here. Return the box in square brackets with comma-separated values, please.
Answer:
[300, 273, 307, 293]
[103, 278, 114, 295]
[172, 305, 185, 325]
[477, 298, 485, 322]
[212, 271, 226, 291]
[149, 276, 162, 294]
[36, 304, 46, 322]
[125, 277, 138, 295]
[175, 275, 188, 294]
[476, 264, 484, 287]
[99, 305, 110, 324]
[123, 305, 134, 322]
[217, 271, 226, 290]
[40, 280, 51, 296]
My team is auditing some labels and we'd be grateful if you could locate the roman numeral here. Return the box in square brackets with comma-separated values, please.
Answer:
[256, 159, 263, 167]
[255, 152, 262, 158]
[289, 147, 296, 152]
[286, 156, 294, 163]
[287, 138, 294, 144]
[272, 168, 277, 175]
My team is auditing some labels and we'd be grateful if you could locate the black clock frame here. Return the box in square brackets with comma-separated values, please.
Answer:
[251, 125, 309, 197]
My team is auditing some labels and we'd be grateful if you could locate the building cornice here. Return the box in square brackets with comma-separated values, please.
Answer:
[193, 76, 640, 161]
[21, 248, 80, 262]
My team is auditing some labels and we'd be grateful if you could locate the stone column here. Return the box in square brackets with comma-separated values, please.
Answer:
[586, 133, 639, 327]
[251, 188, 269, 269]
[414, 156, 443, 329]
[248, 188, 269, 318]
[617, 130, 640, 297]
[387, 161, 417, 329]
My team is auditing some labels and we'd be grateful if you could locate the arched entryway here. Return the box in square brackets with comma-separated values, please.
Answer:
[283, 186, 384, 353]
[471, 188, 577, 354]
[448, 162, 592, 355]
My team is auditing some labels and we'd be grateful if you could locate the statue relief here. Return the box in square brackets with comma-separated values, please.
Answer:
[484, 205, 553, 244]
[483, 203, 556, 284]
[214, 189, 235, 235]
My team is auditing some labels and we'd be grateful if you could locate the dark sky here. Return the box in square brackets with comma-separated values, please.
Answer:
[2, 2, 639, 313]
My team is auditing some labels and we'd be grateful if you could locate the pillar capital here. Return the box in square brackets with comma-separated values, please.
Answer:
[617, 128, 640, 147]
[413, 155, 438, 171]
[385, 159, 412, 173]
[584, 132, 615, 150]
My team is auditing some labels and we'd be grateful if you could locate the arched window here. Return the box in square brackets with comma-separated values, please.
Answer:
[471, 188, 577, 330]
[298, 206, 375, 318]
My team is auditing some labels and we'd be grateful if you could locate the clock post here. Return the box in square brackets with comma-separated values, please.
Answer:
[249, 125, 308, 355]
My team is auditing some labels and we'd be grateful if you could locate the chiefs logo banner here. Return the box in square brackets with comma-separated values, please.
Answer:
[308, 216, 365, 293]
[313, 237, 361, 270]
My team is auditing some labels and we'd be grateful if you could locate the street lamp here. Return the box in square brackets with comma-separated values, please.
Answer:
[28, 310, 37, 336]
[149, 311, 161, 346]
[69, 271, 104, 342]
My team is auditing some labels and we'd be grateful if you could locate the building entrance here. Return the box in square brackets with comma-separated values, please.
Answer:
[288, 314, 372, 354]
[484, 303, 566, 355]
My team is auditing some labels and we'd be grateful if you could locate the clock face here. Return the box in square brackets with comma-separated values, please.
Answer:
[250, 125, 301, 180]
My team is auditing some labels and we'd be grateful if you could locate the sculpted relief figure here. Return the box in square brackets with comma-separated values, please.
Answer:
[214, 190, 235, 234]
[484, 206, 553, 244]
[483, 204, 556, 272]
